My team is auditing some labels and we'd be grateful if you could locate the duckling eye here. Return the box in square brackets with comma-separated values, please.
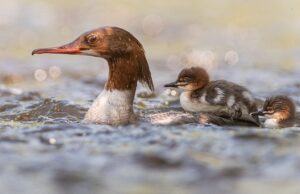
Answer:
[86, 35, 98, 45]
[265, 107, 275, 113]
[183, 77, 192, 82]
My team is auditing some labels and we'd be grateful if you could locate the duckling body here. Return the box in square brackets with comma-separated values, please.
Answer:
[165, 67, 259, 126]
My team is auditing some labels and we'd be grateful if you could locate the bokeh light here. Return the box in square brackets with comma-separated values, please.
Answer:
[48, 66, 62, 79]
[185, 49, 217, 71]
[142, 14, 164, 37]
[224, 50, 239, 65]
[34, 69, 47, 82]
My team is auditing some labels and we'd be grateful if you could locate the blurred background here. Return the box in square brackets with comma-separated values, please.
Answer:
[1, 1, 300, 194]
[1, 0, 300, 95]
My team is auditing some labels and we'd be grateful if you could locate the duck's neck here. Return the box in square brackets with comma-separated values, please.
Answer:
[84, 56, 138, 125]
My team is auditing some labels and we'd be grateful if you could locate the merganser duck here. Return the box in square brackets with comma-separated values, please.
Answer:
[164, 66, 260, 126]
[251, 95, 299, 128]
[32, 26, 154, 125]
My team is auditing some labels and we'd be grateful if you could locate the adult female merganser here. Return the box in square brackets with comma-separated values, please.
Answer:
[164, 66, 260, 126]
[251, 95, 299, 128]
[32, 26, 154, 125]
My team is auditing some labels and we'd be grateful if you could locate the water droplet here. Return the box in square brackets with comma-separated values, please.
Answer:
[170, 90, 177, 96]
[49, 138, 56, 144]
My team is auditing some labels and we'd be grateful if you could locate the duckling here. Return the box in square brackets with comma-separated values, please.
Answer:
[251, 95, 299, 128]
[164, 66, 260, 126]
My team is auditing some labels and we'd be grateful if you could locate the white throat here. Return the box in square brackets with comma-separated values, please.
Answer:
[180, 91, 225, 112]
[264, 118, 279, 128]
[84, 89, 136, 125]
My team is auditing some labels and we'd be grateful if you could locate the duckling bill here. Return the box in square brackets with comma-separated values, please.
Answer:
[165, 66, 260, 126]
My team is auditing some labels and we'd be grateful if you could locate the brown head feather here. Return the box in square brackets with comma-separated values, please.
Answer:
[263, 96, 296, 121]
[177, 66, 209, 90]
[32, 26, 154, 91]
[93, 27, 154, 91]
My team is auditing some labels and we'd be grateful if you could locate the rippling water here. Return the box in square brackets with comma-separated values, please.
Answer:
[1, 0, 300, 194]
[1, 66, 300, 194]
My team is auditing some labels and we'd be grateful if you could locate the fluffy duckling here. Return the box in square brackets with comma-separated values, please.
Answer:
[165, 66, 260, 126]
[251, 95, 299, 128]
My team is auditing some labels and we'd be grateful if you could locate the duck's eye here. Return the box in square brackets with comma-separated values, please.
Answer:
[87, 35, 98, 44]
